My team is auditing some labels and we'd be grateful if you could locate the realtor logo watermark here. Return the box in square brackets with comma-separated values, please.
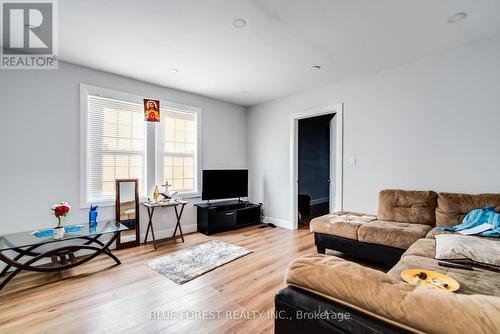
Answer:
[1, 0, 58, 69]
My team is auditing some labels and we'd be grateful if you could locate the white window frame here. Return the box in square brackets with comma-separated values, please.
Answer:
[80, 83, 202, 208]
[155, 101, 202, 198]
[80, 84, 148, 208]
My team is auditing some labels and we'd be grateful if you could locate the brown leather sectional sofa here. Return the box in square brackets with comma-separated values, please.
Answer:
[275, 190, 500, 334]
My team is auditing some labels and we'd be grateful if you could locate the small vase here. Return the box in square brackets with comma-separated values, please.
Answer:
[54, 226, 65, 239]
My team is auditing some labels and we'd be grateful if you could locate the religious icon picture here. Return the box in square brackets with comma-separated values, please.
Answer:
[144, 99, 160, 122]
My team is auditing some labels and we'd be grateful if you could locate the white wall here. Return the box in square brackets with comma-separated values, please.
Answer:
[0, 61, 247, 237]
[247, 36, 500, 227]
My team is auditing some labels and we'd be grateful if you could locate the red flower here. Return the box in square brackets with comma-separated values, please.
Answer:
[54, 207, 63, 217]
[52, 202, 71, 218]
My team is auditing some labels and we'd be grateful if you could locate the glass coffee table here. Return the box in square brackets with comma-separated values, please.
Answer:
[0, 220, 128, 290]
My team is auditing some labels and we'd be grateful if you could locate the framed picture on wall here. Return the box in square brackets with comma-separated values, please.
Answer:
[144, 98, 160, 122]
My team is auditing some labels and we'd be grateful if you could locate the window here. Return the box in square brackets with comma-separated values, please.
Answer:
[84, 94, 146, 204]
[81, 84, 201, 207]
[156, 107, 199, 194]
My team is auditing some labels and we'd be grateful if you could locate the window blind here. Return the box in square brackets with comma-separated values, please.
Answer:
[87, 95, 146, 203]
[157, 109, 197, 193]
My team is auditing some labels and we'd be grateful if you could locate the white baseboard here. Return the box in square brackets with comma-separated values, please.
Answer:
[263, 216, 292, 230]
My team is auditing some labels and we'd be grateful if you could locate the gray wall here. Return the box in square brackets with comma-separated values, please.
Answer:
[247, 36, 500, 227]
[2, 36, 500, 235]
[0, 61, 247, 236]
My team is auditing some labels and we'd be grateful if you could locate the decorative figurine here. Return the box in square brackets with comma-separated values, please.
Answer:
[159, 182, 173, 200]
[152, 185, 160, 202]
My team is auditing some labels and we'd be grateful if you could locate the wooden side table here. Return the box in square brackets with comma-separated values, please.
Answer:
[141, 201, 188, 249]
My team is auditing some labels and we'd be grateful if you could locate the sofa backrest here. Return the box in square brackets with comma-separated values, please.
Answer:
[436, 192, 500, 227]
[378, 189, 437, 226]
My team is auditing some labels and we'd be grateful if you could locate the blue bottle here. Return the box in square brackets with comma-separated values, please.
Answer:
[89, 205, 98, 231]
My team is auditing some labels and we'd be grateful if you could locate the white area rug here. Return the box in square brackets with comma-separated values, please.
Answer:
[147, 240, 252, 284]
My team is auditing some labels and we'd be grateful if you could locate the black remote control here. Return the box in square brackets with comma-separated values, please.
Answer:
[438, 261, 473, 271]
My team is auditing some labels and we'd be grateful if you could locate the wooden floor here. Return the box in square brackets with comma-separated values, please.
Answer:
[0, 226, 316, 334]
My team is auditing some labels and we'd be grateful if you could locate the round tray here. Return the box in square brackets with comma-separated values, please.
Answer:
[401, 269, 460, 292]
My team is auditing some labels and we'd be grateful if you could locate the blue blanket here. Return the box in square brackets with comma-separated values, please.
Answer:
[438, 206, 500, 237]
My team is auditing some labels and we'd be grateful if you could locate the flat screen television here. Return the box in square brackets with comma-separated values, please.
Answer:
[202, 169, 248, 201]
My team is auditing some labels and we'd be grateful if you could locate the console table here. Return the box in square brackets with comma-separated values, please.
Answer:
[0, 221, 127, 291]
[142, 200, 188, 249]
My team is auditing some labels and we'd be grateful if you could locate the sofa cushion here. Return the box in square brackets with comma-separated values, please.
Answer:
[400, 237, 436, 258]
[436, 192, 500, 227]
[388, 254, 500, 297]
[388, 238, 500, 296]
[309, 211, 376, 240]
[425, 226, 455, 239]
[286, 254, 500, 334]
[357, 220, 433, 249]
[377, 189, 437, 226]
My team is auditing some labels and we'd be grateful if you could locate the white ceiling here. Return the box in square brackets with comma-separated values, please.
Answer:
[59, 0, 500, 106]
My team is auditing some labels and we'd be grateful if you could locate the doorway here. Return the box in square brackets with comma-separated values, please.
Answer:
[297, 114, 334, 226]
[290, 104, 343, 230]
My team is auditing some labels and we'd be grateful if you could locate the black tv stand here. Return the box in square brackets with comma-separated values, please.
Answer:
[195, 200, 261, 235]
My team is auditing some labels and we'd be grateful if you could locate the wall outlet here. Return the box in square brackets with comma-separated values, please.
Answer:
[349, 156, 357, 165]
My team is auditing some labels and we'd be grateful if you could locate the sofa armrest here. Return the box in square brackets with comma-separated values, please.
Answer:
[286, 254, 500, 334]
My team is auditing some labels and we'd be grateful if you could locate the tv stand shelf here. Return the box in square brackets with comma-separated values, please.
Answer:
[195, 200, 261, 235]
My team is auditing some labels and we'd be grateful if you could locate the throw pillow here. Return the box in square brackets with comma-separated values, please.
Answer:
[435, 234, 500, 268]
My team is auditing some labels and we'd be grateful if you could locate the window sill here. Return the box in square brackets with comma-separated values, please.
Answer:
[177, 192, 201, 199]
[81, 196, 148, 209]
[81, 194, 200, 209]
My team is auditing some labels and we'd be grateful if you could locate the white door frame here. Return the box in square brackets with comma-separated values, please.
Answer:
[329, 117, 336, 213]
[289, 103, 343, 230]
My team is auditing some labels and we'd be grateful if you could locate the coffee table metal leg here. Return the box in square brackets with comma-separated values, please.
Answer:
[0, 259, 23, 290]
[0, 244, 42, 277]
